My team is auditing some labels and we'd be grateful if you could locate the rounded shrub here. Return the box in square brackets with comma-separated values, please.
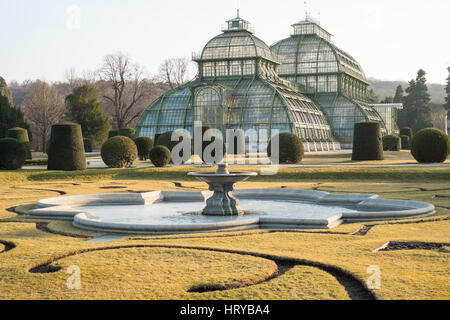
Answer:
[267, 132, 304, 164]
[118, 127, 136, 140]
[382, 135, 401, 151]
[400, 127, 413, 141]
[0, 138, 26, 170]
[401, 135, 411, 150]
[352, 122, 384, 161]
[108, 130, 118, 139]
[101, 136, 138, 168]
[83, 138, 93, 153]
[134, 136, 154, 160]
[7, 127, 31, 159]
[47, 123, 86, 171]
[411, 128, 450, 163]
[150, 145, 171, 167]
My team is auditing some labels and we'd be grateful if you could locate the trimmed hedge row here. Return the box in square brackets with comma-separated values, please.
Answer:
[382, 135, 401, 151]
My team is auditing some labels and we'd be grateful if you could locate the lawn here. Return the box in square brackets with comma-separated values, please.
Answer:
[0, 152, 449, 300]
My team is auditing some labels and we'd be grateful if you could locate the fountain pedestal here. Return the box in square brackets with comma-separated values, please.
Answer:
[188, 164, 257, 216]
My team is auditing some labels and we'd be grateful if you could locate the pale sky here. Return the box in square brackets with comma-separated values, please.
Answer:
[1, 0, 449, 84]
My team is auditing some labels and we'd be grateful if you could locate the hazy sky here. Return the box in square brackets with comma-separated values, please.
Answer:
[1, 0, 449, 84]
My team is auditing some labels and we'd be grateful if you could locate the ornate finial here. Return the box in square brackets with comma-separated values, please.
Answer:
[304, 1, 309, 19]
[237, 8, 240, 18]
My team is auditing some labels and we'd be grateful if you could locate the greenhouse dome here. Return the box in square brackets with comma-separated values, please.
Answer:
[136, 14, 339, 153]
[271, 15, 386, 147]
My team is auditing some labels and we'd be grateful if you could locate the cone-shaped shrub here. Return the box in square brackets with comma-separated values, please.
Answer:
[0, 138, 26, 170]
[118, 127, 136, 140]
[47, 123, 86, 171]
[7, 127, 31, 159]
[134, 137, 154, 160]
[352, 122, 384, 161]
[267, 132, 304, 164]
[150, 145, 171, 167]
[101, 136, 137, 168]
[401, 135, 411, 150]
[382, 135, 401, 151]
[411, 128, 450, 163]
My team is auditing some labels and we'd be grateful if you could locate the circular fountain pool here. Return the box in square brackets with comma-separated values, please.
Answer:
[29, 189, 435, 235]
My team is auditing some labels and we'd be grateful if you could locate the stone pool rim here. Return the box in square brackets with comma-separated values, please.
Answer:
[27, 189, 436, 235]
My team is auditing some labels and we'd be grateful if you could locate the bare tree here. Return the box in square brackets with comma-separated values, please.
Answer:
[97, 53, 148, 129]
[158, 57, 193, 90]
[21, 81, 65, 152]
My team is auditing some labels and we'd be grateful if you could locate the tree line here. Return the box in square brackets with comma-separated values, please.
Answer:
[379, 68, 450, 133]
[0, 53, 194, 152]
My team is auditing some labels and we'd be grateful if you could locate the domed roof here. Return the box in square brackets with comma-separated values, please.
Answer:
[271, 18, 368, 83]
[200, 16, 279, 63]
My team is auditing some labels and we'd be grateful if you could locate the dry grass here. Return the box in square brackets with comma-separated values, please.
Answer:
[0, 152, 449, 300]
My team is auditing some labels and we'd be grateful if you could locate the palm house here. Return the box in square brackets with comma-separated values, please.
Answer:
[271, 15, 386, 147]
[136, 15, 339, 152]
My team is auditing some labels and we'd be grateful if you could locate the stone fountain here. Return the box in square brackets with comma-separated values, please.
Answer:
[188, 164, 258, 216]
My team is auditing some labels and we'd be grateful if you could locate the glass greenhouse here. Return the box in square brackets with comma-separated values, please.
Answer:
[136, 15, 339, 152]
[271, 15, 386, 147]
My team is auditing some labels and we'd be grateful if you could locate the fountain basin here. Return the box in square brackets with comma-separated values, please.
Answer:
[28, 189, 436, 235]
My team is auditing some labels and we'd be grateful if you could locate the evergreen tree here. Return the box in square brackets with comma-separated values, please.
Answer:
[66, 85, 111, 146]
[381, 97, 394, 103]
[398, 69, 433, 132]
[444, 67, 450, 112]
[0, 77, 32, 139]
[367, 88, 378, 103]
[393, 85, 404, 103]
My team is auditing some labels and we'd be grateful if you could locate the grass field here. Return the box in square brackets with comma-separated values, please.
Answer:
[0, 152, 449, 300]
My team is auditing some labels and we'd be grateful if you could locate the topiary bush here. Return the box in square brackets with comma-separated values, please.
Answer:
[149, 145, 171, 167]
[7, 127, 31, 160]
[352, 122, 384, 161]
[411, 128, 450, 163]
[267, 132, 304, 164]
[47, 123, 86, 171]
[134, 137, 154, 160]
[101, 136, 138, 168]
[401, 135, 411, 150]
[382, 135, 401, 151]
[118, 127, 136, 140]
[108, 130, 118, 139]
[83, 138, 93, 153]
[0, 138, 26, 170]
[156, 130, 190, 152]
[400, 127, 413, 141]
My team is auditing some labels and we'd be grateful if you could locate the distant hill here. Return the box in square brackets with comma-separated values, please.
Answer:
[368, 78, 446, 104]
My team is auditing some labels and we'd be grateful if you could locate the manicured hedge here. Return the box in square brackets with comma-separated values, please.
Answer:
[400, 127, 413, 141]
[382, 135, 401, 151]
[134, 137, 154, 160]
[352, 122, 384, 161]
[108, 130, 118, 139]
[47, 123, 86, 171]
[7, 127, 31, 159]
[401, 135, 411, 150]
[0, 138, 26, 170]
[83, 138, 93, 153]
[118, 127, 136, 140]
[267, 132, 304, 164]
[411, 128, 450, 163]
[150, 145, 171, 167]
[101, 136, 138, 168]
